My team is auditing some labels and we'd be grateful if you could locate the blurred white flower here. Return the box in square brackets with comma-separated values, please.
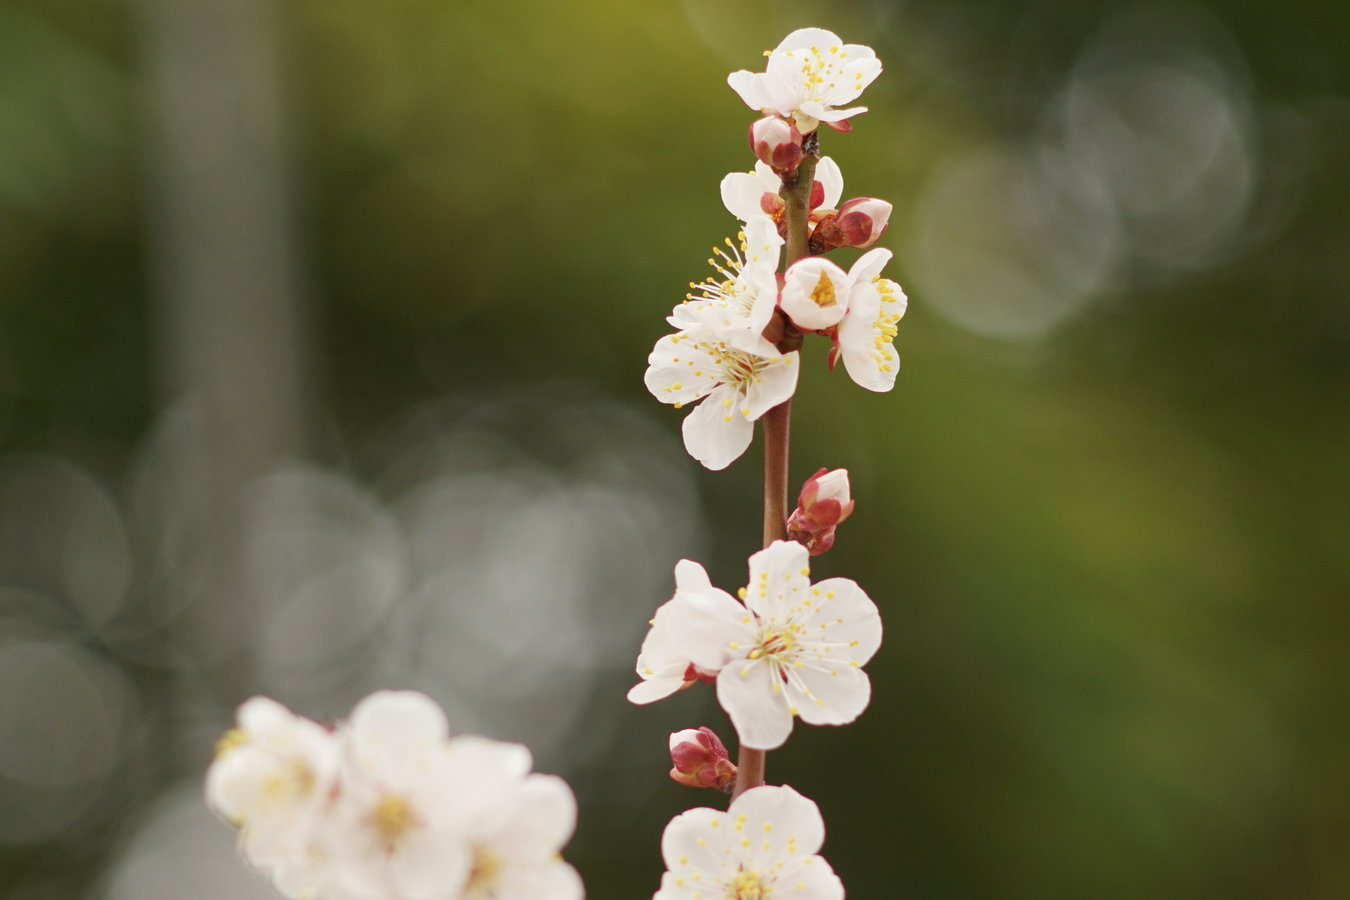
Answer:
[206, 690, 583, 900]
[727, 28, 882, 133]
[204, 696, 339, 897]
[653, 784, 843, 900]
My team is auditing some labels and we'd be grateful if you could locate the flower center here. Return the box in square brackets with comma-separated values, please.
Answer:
[368, 793, 418, 849]
[809, 270, 838, 308]
[728, 869, 770, 899]
[749, 627, 797, 661]
[466, 846, 504, 896]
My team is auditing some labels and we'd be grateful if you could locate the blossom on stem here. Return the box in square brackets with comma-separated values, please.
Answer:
[812, 196, 893, 251]
[644, 328, 798, 471]
[749, 115, 804, 177]
[720, 157, 843, 226]
[728, 27, 882, 134]
[787, 467, 855, 556]
[779, 256, 852, 331]
[653, 784, 843, 900]
[631, 541, 881, 750]
[833, 248, 908, 392]
[669, 214, 783, 357]
[668, 726, 737, 793]
[627, 561, 723, 703]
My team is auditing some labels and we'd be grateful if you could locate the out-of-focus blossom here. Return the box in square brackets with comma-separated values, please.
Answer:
[728, 28, 882, 133]
[205, 697, 339, 897]
[206, 691, 584, 900]
[653, 784, 844, 900]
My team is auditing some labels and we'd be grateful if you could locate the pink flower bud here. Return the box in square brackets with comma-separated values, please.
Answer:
[786, 468, 855, 556]
[669, 726, 737, 793]
[811, 197, 893, 251]
[749, 116, 804, 178]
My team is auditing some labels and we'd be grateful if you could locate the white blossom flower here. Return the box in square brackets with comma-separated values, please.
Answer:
[835, 248, 907, 392]
[644, 329, 798, 471]
[779, 256, 852, 331]
[322, 691, 473, 900]
[205, 697, 339, 897]
[669, 215, 783, 356]
[209, 691, 584, 900]
[720, 157, 843, 225]
[653, 784, 843, 900]
[629, 560, 740, 704]
[728, 28, 882, 133]
[643, 541, 882, 750]
[438, 737, 584, 900]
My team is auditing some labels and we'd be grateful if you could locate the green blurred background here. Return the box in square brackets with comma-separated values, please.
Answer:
[0, 0, 1346, 897]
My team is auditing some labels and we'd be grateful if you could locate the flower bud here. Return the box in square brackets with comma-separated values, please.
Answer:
[811, 197, 893, 251]
[786, 468, 855, 556]
[669, 726, 737, 793]
[749, 116, 804, 178]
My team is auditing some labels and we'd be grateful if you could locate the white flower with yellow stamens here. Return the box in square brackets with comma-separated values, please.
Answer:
[835, 248, 908, 392]
[637, 541, 881, 750]
[719, 157, 844, 225]
[669, 214, 783, 357]
[728, 28, 882, 134]
[653, 784, 844, 900]
[644, 328, 799, 471]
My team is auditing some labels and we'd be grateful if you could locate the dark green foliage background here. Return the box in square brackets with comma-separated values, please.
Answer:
[0, 0, 1345, 897]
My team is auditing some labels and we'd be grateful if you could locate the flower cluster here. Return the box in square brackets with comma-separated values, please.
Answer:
[645, 28, 906, 471]
[206, 691, 583, 900]
[636, 28, 898, 898]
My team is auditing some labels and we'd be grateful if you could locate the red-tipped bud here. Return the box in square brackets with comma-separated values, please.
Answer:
[669, 727, 737, 793]
[812, 197, 893, 251]
[786, 468, 855, 556]
[749, 116, 804, 178]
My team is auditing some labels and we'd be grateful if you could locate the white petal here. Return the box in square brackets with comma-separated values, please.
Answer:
[645, 333, 718, 405]
[728, 784, 826, 858]
[720, 165, 779, 222]
[681, 386, 754, 470]
[663, 589, 753, 672]
[777, 855, 845, 899]
[742, 214, 783, 268]
[790, 660, 871, 726]
[497, 773, 577, 856]
[744, 540, 812, 621]
[717, 660, 793, 750]
[815, 156, 844, 211]
[727, 70, 771, 111]
[742, 352, 799, 420]
[674, 558, 712, 592]
[807, 577, 882, 663]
